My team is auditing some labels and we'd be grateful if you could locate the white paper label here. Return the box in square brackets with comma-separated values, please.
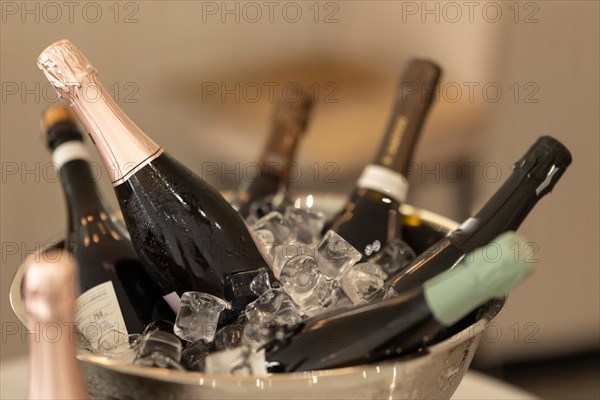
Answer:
[74, 281, 128, 344]
[163, 291, 182, 313]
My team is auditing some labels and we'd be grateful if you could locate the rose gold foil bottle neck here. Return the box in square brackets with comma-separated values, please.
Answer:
[23, 248, 78, 322]
[23, 248, 88, 399]
[37, 39, 97, 98]
[37, 39, 163, 186]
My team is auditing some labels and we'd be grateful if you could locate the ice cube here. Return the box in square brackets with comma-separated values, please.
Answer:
[181, 340, 210, 372]
[204, 346, 267, 376]
[285, 206, 326, 244]
[223, 268, 268, 322]
[316, 230, 362, 279]
[272, 241, 317, 278]
[244, 288, 303, 328]
[280, 254, 340, 317]
[213, 324, 244, 351]
[252, 212, 297, 246]
[249, 267, 271, 296]
[340, 262, 387, 305]
[142, 320, 174, 336]
[137, 330, 182, 362]
[244, 288, 303, 347]
[96, 330, 141, 363]
[174, 292, 229, 343]
[368, 238, 416, 276]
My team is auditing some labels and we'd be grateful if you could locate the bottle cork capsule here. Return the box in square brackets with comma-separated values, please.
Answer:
[40, 104, 74, 133]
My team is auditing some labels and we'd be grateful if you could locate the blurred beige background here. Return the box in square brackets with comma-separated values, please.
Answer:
[1, 0, 598, 388]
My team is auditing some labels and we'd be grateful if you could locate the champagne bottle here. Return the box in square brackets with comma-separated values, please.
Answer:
[43, 105, 173, 337]
[38, 40, 274, 318]
[327, 60, 441, 258]
[233, 91, 314, 218]
[388, 136, 572, 294]
[266, 232, 533, 372]
[23, 247, 88, 399]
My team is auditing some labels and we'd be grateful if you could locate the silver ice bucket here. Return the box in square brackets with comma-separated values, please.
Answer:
[10, 199, 505, 400]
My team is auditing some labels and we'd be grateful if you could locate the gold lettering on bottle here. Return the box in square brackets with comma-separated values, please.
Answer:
[382, 116, 408, 167]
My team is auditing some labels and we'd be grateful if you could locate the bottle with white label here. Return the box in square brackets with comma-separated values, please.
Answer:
[388, 136, 572, 294]
[43, 105, 173, 341]
[326, 59, 441, 259]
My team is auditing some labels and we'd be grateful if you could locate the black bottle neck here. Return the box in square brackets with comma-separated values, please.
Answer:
[59, 158, 110, 233]
[260, 93, 313, 168]
[449, 136, 572, 252]
[373, 60, 441, 176]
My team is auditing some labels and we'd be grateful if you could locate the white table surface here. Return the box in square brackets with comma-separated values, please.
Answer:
[1, 356, 538, 399]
